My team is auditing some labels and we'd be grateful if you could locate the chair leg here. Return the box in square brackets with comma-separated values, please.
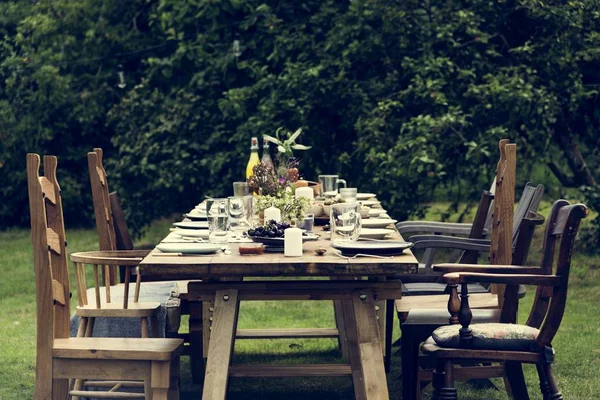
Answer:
[168, 357, 180, 400]
[150, 314, 160, 338]
[150, 361, 171, 400]
[52, 378, 70, 400]
[432, 359, 457, 400]
[537, 363, 553, 400]
[543, 363, 563, 400]
[141, 317, 149, 338]
[504, 361, 529, 399]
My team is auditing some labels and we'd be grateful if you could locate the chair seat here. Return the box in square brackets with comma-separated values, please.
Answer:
[431, 323, 540, 351]
[53, 338, 184, 361]
[76, 301, 161, 318]
[402, 282, 489, 296]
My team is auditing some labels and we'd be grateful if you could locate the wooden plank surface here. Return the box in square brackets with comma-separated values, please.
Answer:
[228, 364, 352, 377]
[140, 226, 418, 278]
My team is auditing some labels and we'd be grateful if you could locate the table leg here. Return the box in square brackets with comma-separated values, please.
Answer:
[331, 276, 350, 360]
[202, 289, 239, 400]
[401, 326, 419, 400]
[352, 290, 390, 400]
[341, 298, 367, 400]
[189, 302, 204, 384]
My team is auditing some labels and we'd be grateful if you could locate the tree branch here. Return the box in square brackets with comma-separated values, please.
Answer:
[547, 160, 577, 187]
[553, 130, 597, 187]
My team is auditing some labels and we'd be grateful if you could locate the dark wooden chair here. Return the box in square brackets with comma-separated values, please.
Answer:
[421, 200, 588, 400]
[400, 211, 544, 399]
[27, 153, 183, 399]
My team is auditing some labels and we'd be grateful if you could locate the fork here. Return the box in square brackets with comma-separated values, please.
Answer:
[332, 251, 394, 260]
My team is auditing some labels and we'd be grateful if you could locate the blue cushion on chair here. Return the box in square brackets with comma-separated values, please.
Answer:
[432, 323, 540, 351]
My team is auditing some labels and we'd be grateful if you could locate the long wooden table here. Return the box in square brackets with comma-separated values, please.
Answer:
[140, 226, 418, 399]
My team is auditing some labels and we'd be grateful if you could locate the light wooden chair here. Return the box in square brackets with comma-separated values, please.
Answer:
[422, 200, 588, 400]
[27, 153, 183, 400]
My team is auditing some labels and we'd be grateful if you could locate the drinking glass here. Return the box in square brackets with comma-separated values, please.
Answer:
[206, 198, 230, 243]
[228, 195, 253, 230]
[298, 213, 315, 233]
[233, 182, 250, 197]
[330, 203, 361, 243]
[318, 175, 347, 197]
[339, 188, 358, 203]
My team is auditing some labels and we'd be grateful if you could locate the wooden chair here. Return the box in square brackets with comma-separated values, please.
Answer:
[27, 153, 183, 399]
[400, 211, 544, 399]
[395, 182, 544, 321]
[422, 200, 588, 400]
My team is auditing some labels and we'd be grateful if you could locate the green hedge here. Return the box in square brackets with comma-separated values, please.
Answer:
[1, 1, 599, 242]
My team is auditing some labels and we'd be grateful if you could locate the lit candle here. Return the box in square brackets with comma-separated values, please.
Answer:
[295, 186, 314, 201]
[284, 227, 303, 257]
[264, 206, 281, 223]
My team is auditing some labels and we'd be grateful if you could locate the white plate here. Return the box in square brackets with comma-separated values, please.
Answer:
[359, 228, 395, 240]
[184, 212, 208, 220]
[358, 200, 381, 208]
[331, 241, 413, 256]
[323, 190, 338, 197]
[357, 193, 377, 200]
[173, 221, 209, 229]
[368, 208, 386, 217]
[172, 229, 209, 238]
[361, 218, 398, 229]
[156, 243, 222, 254]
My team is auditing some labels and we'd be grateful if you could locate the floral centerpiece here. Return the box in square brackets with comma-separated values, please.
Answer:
[247, 128, 311, 224]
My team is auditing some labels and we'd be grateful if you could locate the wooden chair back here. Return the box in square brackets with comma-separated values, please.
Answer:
[109, 191, 135, 251]
[528, 201, 588, 347]
[88, 148, 119, 285]
[26, 153, 71, 396]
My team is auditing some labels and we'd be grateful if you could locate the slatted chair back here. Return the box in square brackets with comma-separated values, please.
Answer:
[88, 148, 119, 285]
[71, 250, 148, 310]
[26, 153, 71, 397]
[529, 201, 587, 348]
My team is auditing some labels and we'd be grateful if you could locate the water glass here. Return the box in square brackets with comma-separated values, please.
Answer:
[206, 198, 230, 243]
[297, 213, 315, 233]
[228, 195, 253, 230]
[330, 203, 361, 243]
[233, 182, 250, 197]
[339, 188, 358, 203]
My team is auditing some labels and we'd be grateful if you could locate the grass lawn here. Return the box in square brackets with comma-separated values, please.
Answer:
[1, 202, 599, 399]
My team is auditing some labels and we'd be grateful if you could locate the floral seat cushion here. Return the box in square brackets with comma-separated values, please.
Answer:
[432, 323, 540, 351]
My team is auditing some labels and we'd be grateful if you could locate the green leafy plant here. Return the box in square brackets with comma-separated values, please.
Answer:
[263, 128, 311, 160]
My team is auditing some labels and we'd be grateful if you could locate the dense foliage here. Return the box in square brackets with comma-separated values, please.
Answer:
[1, 0, 599, 248]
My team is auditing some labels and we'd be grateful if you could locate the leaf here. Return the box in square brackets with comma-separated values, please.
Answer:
[277, 145, 286, 153]
[263, 135, 282, 146]
[288, 128, 302, 143]
[292, 144, 311, 150]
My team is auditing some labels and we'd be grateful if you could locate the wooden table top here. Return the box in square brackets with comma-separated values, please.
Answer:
[139, 224, 418, 279]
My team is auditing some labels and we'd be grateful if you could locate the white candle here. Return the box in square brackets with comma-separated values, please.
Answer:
[284, 227, 303, 257]
[295, 186, 314, 201]
[264, 206, 281, 223]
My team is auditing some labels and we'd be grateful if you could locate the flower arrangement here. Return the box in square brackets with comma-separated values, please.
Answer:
[254, 191, 311, 224]
[247, 127, 312, 223]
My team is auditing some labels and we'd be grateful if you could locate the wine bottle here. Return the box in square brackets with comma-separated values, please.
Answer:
[246, 137, 260, 179]
[261, 136, 275, 169]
